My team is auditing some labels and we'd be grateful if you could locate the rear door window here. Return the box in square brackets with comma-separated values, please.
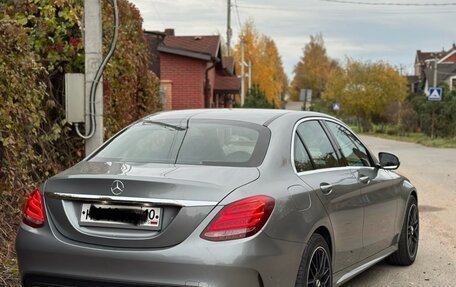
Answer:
[325, 121, 371, 167]
[293, 134, 314, 173]
[296, 121, 341, 169]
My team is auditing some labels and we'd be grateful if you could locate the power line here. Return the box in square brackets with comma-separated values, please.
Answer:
[321, 0, 456, 6]
[151, 1, 166, 28]
[233, 0, 243, 29]
[234, 4, 456, 14]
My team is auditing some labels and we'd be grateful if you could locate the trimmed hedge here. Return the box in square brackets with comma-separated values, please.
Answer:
[0, 1, 161, 286]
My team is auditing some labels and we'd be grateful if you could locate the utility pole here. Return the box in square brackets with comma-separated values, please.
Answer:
[433, 58, 438, 88]
[431, 57, 438, 139]
[240, 41, 245, 106]
[84, 0, 103, 155]
[226, 0, 232, 55]
[239, 41, 251, 106]
[248, 59, 252, 90]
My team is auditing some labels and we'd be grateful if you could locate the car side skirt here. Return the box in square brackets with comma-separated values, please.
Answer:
[334, 245, 397, 286]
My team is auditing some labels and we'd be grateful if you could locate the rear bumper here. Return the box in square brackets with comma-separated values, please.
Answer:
[16, 222, 304, 287]
[22, 274, 172, 287]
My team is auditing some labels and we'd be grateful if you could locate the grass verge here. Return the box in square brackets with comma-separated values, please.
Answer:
[349, 126, 456, 148]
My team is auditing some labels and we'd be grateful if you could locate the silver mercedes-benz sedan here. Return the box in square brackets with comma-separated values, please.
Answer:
[16, 109, 419, 287]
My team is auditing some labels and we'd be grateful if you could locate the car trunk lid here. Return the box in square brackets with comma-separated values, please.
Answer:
[44, 161, 259, 248]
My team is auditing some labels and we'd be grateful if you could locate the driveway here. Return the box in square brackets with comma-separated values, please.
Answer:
[344, 135, 456, 286]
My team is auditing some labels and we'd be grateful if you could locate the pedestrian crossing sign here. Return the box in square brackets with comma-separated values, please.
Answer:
[428, 88, 442, 101]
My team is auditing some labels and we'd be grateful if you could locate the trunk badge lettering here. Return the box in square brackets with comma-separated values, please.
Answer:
[110, 180, 125, 195]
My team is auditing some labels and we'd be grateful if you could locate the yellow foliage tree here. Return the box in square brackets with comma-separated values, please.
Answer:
[290, 34, 335, 100]
[233, 20, 287, 107]
[323, 59, 408, 129]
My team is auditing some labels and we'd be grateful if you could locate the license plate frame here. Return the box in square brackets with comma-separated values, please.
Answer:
[79, 203, 162, 231]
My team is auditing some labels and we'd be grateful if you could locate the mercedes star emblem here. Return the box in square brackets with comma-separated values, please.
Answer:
[110, 180, 125, 195]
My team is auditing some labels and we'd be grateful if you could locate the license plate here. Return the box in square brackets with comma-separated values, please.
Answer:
[80, 203, 162, 230]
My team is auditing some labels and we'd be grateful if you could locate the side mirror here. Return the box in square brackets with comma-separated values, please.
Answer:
[378, 152, 400, 170]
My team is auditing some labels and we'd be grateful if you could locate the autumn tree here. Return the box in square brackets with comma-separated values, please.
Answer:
[233, 20, 287, 107]
[323, 59, 408, 131]
[291, 34, 335, 100]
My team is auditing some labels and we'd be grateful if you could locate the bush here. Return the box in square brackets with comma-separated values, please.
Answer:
[101, 0, 161, 137]
[309, 99, 333, 114]
[0, 20, 50, 287]
[382, 101, 418, 135]
[411, 88, 456, 138]
[243, 85, 276, 109]
[0, 1, 161, 285]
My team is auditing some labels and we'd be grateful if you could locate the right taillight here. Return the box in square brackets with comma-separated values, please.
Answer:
[22, 188, 44, 228]
[201, 195, 275, 241]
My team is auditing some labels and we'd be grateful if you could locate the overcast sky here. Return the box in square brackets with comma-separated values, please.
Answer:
[129, 0, 456, 78]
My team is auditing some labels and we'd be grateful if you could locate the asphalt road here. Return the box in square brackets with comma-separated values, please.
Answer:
[343, 135, 456, 287]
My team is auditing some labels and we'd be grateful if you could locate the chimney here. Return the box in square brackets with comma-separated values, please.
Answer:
[164, 29, 175, 36]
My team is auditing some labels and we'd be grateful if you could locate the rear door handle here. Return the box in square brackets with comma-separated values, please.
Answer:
[320, 183, 333, 195]
[359, 175, 370, 184]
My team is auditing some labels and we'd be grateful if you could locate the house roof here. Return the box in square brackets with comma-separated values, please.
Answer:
[222, 57, 235, 73]
[161, 35, 220, 58]
[439, 44, 456, 63]
[416, 51, 446, 63]
[416, 43, 456, 64]
[214, 75, 241, 93]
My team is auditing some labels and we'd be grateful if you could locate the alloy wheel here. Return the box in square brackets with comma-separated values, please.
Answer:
[407, 203, 419, 258]
[307, 246, 331, 287]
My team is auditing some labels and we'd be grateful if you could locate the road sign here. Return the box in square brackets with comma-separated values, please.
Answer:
[428, 87, 442, 101]
[299, 89, 312, 102]
[332, 102, 341, 111]
[299, 89, 306, 102]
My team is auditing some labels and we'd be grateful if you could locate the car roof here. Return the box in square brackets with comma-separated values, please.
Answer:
[146, 109, 332, 126]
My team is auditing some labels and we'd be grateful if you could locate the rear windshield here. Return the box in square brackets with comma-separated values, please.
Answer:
[91, 120, 270, 167]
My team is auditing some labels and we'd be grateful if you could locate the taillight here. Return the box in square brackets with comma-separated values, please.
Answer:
[22, 188, 44, 228]
[201, 195, 275, 241]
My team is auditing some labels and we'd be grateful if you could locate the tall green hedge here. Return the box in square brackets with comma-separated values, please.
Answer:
[0, 1, 161, 285]
[101, 0, 161, 137]
[0, 20, 51, 286]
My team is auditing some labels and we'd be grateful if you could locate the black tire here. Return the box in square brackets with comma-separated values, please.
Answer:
[387, 195, 419, 266]
[295, 234, 332, 287]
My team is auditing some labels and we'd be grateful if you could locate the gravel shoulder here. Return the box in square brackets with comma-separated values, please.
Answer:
[344, 136, 456, 286]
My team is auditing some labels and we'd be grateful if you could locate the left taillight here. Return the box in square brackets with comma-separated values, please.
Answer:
[22, 188, 44, 228]
[201, 195, 275, 241]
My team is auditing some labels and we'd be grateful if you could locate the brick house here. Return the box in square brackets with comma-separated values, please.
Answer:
[414, 43, 456, 93]
[145, 29, 241, 110]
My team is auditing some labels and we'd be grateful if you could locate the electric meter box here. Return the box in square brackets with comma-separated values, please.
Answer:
[65, 73, 85, 123]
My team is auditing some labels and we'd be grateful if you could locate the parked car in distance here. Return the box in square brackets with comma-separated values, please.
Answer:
[16, 109, 419, 287]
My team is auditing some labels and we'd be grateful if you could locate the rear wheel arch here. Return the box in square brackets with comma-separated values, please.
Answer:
[410, 190, 418, 202]
[313, 226, 333, 257]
